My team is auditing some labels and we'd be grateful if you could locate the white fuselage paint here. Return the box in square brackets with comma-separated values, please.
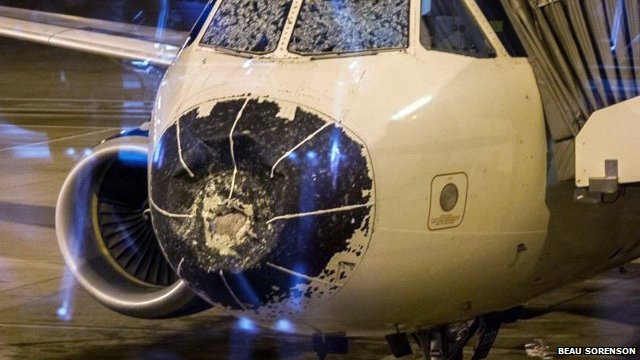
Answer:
[148, 0, 640, 336]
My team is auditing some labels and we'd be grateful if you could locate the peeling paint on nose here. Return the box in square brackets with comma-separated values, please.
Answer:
[149, 96, 375, 318]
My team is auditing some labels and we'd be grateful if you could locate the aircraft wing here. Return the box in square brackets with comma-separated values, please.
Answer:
[0, 6, 187, 66]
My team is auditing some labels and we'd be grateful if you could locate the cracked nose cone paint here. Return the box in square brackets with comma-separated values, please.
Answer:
[150, 96, 375, 318]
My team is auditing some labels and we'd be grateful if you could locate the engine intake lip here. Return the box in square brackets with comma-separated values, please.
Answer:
[56, 136, 204, 319]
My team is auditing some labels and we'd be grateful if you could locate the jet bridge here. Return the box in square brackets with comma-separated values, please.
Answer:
[501, 0, 640, 187]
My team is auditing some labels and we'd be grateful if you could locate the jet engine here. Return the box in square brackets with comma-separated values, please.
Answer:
[55, 130, 210, 318]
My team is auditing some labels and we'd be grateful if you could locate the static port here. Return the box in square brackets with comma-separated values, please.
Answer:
[440, 183, 459, 212]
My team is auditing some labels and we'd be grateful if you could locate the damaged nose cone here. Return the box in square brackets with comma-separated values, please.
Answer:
[165, 165, 280, 274]
[203, 196, 256, 262]
[150, 96, 375, 316]
[207, 201, 254, 254]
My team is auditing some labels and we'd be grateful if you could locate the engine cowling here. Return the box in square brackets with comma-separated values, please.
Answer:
[55, 131, 210, 318]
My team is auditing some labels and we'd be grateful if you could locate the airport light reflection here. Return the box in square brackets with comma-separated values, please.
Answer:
[391, 95, 433, 121]
[289, 263, 307, 311]
[609, 0, 623, 51]
[329, 129, 342, 189]
[155, 0, 169, 39]
[131, 60, 150, 67]
[13, 146, 52, 160]
[118, 150, 147, 165]
[274, 319, 294, 333]
[236, 317, 259, 333]
[230, 318, 258, 360]
[288, 147, 319, 313]
[57, 266, 75, 322]
[233, 273, 260, 308]
[306, 151, 317, 161]
[56, 299, 72, 321]
[152, 141, 165, 168]
[65, 148, 93, 161]
[1, 124, 52, 160]
[57, 155, 96, 322]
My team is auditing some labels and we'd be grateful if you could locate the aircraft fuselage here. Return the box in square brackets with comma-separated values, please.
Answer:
[145, 0, 640, 336]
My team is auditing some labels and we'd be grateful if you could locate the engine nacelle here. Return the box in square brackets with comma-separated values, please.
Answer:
[56, 132, 210, 318]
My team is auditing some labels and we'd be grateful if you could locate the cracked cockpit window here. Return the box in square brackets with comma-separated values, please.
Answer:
[289, 0, 409, 55]
[200, 0, 293, 54]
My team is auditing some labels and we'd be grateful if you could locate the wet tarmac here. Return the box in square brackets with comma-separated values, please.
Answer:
[1, 38, 640, 360]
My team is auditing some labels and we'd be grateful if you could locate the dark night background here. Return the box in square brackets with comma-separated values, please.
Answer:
[0, 0, 209, 30]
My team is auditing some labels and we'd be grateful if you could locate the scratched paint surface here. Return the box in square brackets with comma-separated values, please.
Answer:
[150, 97, 374, 319]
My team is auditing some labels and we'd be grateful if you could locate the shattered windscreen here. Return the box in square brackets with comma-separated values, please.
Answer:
[289, 0, 410, 55]
[200, 0, 293, 53]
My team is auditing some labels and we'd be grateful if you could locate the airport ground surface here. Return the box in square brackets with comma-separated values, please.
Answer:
[1, 38, 640, 360]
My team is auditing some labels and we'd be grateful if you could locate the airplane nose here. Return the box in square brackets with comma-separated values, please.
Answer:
[149, 96, 375, 316]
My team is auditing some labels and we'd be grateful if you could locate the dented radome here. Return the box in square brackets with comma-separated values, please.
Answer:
[202, 197, 256, 258]
[149, 96, 375, 319]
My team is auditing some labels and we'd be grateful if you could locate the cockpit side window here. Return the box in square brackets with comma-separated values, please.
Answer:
[475, 0, 527, 57]
[420, 0, 495, 58]
[200, 0, 292, 54]
[289, 0, 410, 55]
[186, 0, 217, 47]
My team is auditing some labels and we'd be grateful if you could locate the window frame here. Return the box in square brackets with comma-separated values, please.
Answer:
[417, 0, 498, 59]
[184, 0, 217, 48]
[472, 0, 527, 58]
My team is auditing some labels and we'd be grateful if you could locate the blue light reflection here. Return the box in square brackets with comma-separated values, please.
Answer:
[57, 267, 75, 322]
[236, 317, 259, 333]
[56, 300, 72, 321]
[233, 273, 260, 307]
[131, 60, 150, 67]
[230, 317, 258, 360]
[288, 151, 299, 162]
[609, 0, 624, 51]
[156, 0, 169, 38]
[289, 263, 308, 311]
[152, 141, 165, 168]
[275, 319, 294, 333]
[118, 151, 147, 166]
[305, 151, 317, 161]
[329, 130, 342, 189]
